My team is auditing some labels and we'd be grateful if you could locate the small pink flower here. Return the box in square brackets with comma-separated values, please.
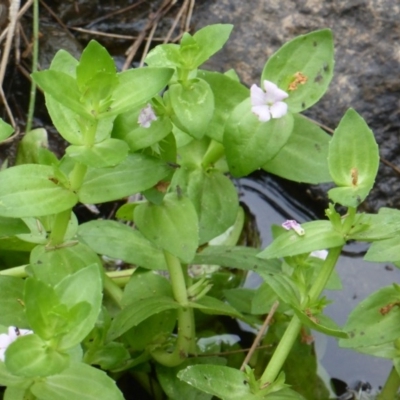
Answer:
[282, 220, 305, 236]
[250, 80, 288, 122]
[138, 104, 157, 128]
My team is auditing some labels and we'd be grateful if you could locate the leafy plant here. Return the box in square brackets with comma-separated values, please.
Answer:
[0, 21, 397, 400]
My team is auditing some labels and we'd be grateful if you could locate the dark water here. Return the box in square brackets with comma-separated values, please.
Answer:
[239, 173, 399, 391]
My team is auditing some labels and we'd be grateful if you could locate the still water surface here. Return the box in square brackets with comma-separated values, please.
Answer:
[240, 174, 400, 389]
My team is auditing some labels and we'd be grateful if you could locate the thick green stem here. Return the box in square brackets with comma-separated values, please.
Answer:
[151, 251, 194, 366]
[48, 209, 71, 246]
[201, 140, 225, 169]
[69, 162, 88, 192]
[259, 246, 343, 386]
[260, 316, 302, 386]
[0, 265, 28, 277]
[378, 367, 400, 400]
[25, 0, 39, 133]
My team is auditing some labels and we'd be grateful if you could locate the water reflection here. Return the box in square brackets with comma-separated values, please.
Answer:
[239, 174, 400, 389]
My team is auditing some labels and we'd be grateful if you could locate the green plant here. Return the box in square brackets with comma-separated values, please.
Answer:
[0, 23, 398, 400]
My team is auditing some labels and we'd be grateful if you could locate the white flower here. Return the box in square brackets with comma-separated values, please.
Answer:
[138, 104, 157, 128]
[0, 326, 33, 362]
[250, 80, 288, 122]
[282, 219, 305, 236]
[310, 250, 328, 260]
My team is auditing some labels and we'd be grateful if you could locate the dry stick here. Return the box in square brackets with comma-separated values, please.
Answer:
[39, 0, 75, 40]
[85, 0, 148, 29]
[240, 301, 280, 372]
[122, 0, 174, 70]
[0, 0, 21, 128]
[163, 0, 189, 44]
[185, 0, 195, 32]
[139, 20, 158, 67]
[0, 0, 32, 43]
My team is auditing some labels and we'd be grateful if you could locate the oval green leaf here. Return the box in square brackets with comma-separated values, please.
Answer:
[262, 29, 334, 113]
[224, 98, 294, 177]
[0, 165, 78, 218]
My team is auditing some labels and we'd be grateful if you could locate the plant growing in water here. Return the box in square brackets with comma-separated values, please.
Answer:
[0, 22, 398, 400]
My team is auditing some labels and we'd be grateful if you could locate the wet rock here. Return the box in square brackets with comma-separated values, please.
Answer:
[193, 0, 400, 211]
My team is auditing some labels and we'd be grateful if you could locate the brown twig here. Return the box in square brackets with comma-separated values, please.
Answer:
[163, 0, 189, 44]
[122, 0, 176, 70]
[39, 0, 75, 40]
[240, 301, 279, 371]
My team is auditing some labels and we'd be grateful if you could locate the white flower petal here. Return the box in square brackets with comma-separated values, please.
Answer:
[250, 84, 266, 106]
[270, 102, 288, 119]
[138, 104, 157, 128]
[252, 105, 271, 122]
[0, 349, 6, 362]
[0, 333, 11, 348]
[263, 80, 289, 102]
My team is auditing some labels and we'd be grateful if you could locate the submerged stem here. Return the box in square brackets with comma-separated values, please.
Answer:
[48, 208, 71, 246]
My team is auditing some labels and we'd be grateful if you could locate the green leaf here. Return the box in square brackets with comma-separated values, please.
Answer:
[24, 278, 68, 340]
[197, 70, 249, 142]
[348, 208, 400, 241]
[263, 114, 331, 184]
[84, 341, 130, 370]
[78, 220, 168, 270]
[30, 362, 124, 400]
[0, 276, 28, 327]
[257, 271, 300, 308]
[4, 386, 30, 400]
[5, 334, 69, 377]
[15, 128, 58, 166]
[145, 43, 182, 69]
[328, 109, 379, 207]
[0, 362, 31, 388]
[0, 217, 29, 237]
[364, 236, 400, 263]
[258, 221, 345, 259]
[157, 357, 226, 400]
[193, 246, 281, 273]
[78, 153, 172, 204]
[66, 138, 129, 168]
[262, 29, 334, 113]
[122, 270, 172, 306]
[0, 119, 14, 142]
[169, 79, 214, 139]
[224, 99, 294, 177]
[340, 285, 400, 349]
[172, 167, 239, 244]
[293, 311, 347, 338]
[113, 110, 172, 152]
[189, 296, 242, 318]
[134, 192, 199, 263]
[76, 40, 116, 91]
[0, 165, 78, 218]
[107, 296, 179, 341]
[30, 242, 103, 287]
[54, 264, 102, 349]
[178, 365, 255, 400]
[32, 70, 91, 118]
[106, 67, 174, 117]
[191, 24, 233, 67]
[49, 49, 78, 76]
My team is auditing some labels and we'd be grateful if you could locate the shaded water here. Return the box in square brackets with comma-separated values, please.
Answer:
[240, 173, 400, 390]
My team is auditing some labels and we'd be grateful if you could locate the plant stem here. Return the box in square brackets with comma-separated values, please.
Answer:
[48, 208, 71, 246]
[25, 0, 39, 133]
[307, 246, 343, 302]
[151, 251, 194, 366]
[259, 246, 343, 386]
[69, 162, 88, 191]
[378, 367, 400, 400]
[103, 273, 123, 308]
[201, 140, 225, 169]
[0, 265, 27, 277]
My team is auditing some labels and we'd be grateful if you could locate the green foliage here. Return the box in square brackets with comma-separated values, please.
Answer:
[0, 21, 396, 400]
